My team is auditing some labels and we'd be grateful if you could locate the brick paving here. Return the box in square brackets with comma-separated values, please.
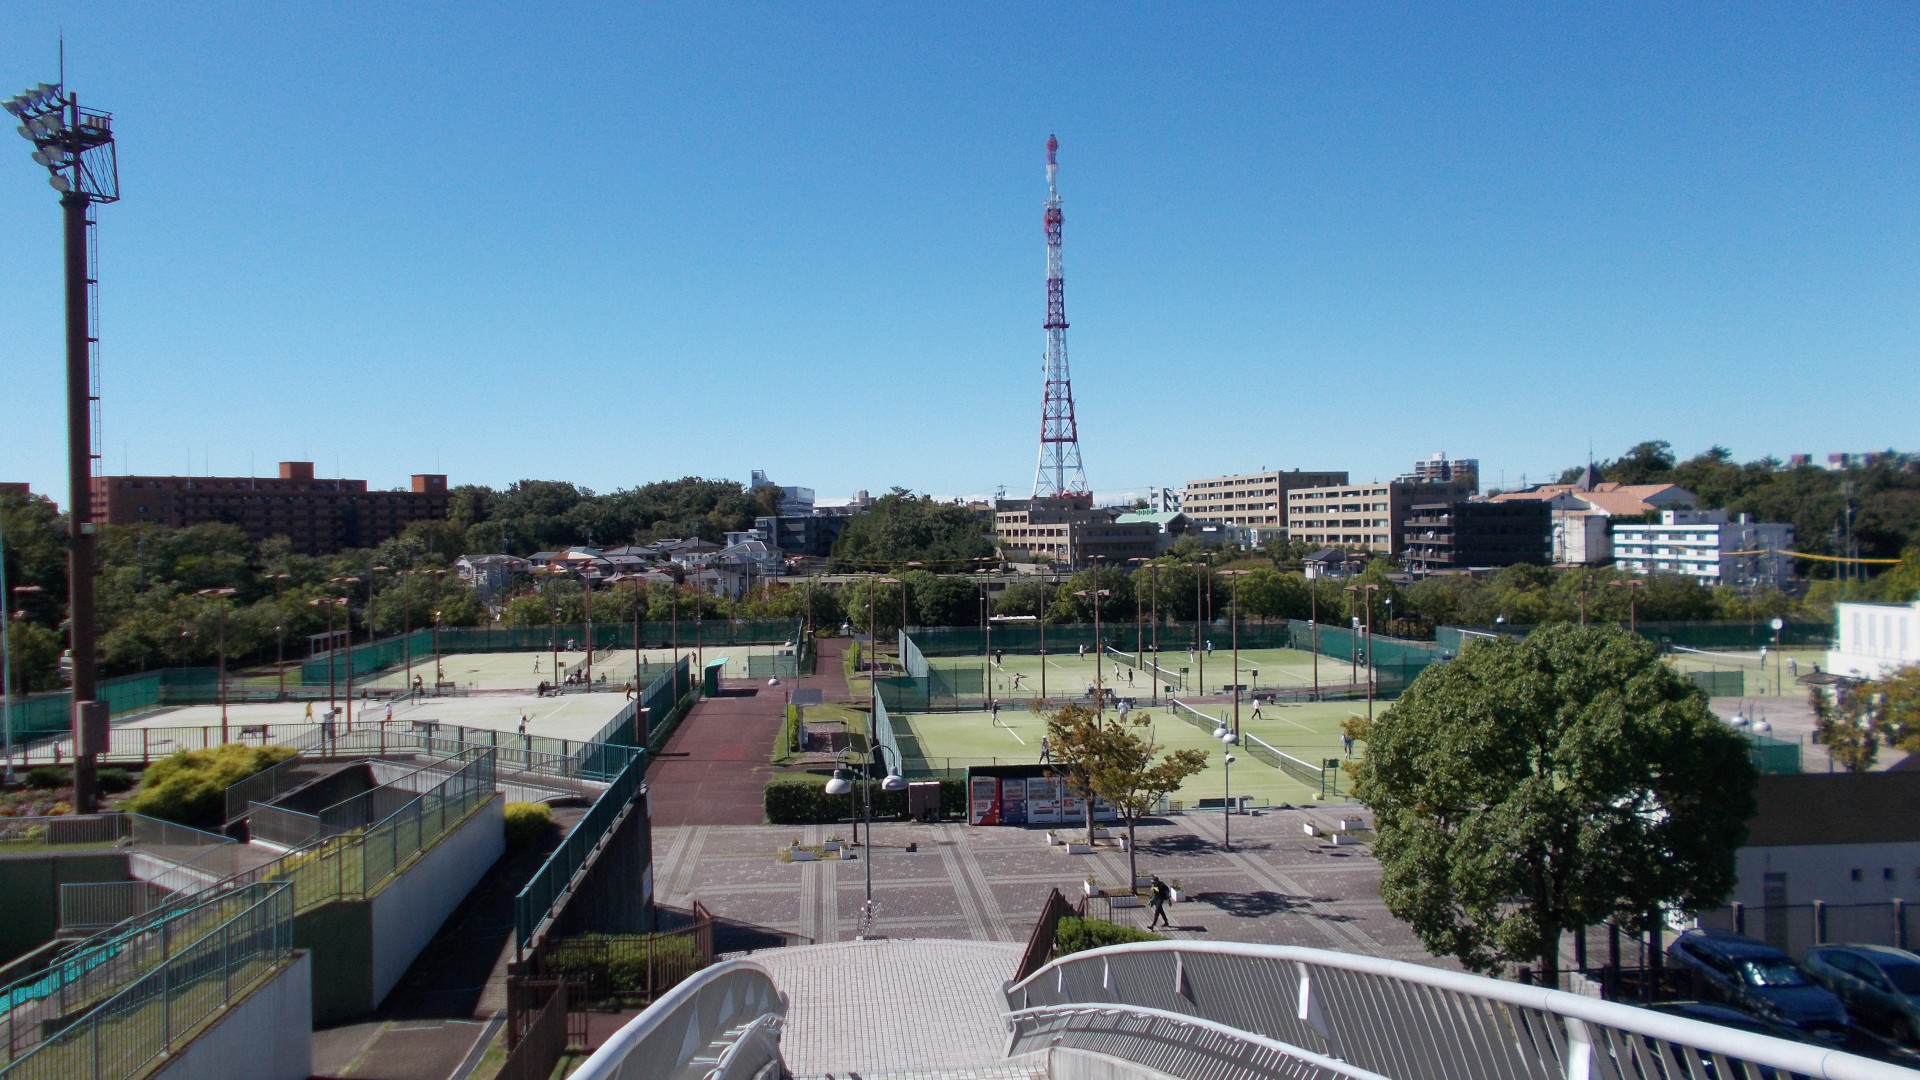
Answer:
[646, 640, 853, 827]
[752, 939, 1025, 1075]
[656, 805, 1437, 963]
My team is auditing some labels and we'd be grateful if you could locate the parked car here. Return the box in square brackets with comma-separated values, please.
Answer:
[1651, 1000, 1920, 1068]
[1803, 945, 1920, 1045]
[1666, 929, 1850, 1038]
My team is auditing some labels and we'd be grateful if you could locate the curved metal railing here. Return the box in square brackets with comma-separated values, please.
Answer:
[1006, 1002, 1391, 1080]
[569, 960, 787, 1080]
[1006, 941, 1913, 1080]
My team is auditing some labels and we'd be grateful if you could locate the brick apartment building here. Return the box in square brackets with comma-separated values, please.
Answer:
[91, 462, 450, 556]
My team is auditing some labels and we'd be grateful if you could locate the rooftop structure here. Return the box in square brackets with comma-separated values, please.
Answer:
[750, 469, 815, 514]
[1407, 452, 1479, 492]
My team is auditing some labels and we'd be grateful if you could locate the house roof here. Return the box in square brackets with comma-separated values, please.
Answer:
[1114, 511, 1186, 527]
[1489, 482, 1695, 516]
[1744, 773, 1920, 847]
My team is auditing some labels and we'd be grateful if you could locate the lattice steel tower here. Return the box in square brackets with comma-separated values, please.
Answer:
[1032, 133, 1090, 499]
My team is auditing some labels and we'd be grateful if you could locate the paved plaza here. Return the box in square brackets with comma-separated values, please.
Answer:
[653, 806, 1436, 964]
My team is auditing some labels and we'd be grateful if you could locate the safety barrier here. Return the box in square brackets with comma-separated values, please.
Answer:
[1007, 940, 1908, 1080]
[514, 752, 644, 952]
[0, 881, 294, 1080]
[299, 620, 802, 685]
[56, 882, 174, 938]
[568, 960, 787, 1080]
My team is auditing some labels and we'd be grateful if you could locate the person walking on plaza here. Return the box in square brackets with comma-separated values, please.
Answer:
[1147, 875, 1172, 930]
[1039, 736, 1051, 764]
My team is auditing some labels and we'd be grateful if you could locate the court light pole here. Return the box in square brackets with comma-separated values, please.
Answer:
[7, 78, 121, 813]
[0, 519, 15, 785]
[1213, 723, 1237, 851]
[1362, 583, 1380, 724]
[194, 587, 237, 742]
[1073, 587, 1109, 713]
[265, 572, 290, 700]
[1218, 570, 1249, 738]
[330, 576, 361, 727]
[1187, 562, 1209, 697]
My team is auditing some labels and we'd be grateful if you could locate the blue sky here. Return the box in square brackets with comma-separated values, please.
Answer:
[1, 4, 1915, 507]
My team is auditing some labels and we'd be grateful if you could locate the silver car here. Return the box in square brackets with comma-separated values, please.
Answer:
[1803, 945, 1920, 1045]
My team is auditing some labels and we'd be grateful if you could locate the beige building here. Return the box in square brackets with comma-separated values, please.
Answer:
[994, 496, 1158, 568]
[1286, 479, 1473, 556]
[1179, 469, 1347, 528]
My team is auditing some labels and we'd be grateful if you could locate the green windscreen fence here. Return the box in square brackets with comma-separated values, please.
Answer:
[1439, 620, 1830, 652]
[11, 668, 219, 741]
[299, 619, 803, 685]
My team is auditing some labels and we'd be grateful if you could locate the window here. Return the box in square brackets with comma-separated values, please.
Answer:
[1851, 869, 1863, 882]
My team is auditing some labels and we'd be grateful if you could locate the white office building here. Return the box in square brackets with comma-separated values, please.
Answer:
[1827, 599, 1920, 681]
[1611, 509, 1793, 588]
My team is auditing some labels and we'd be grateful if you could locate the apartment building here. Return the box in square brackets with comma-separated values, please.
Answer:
[994, 495, 1157, 567]
[1612, 509, 1794, 589]
[1827, 599, 1920, 681]
[91, 462, 450, 556]
[1286, 478, 1473, 556]
[1409, 453, 1478, 492]
[1401, 500, 1550, 570]
[1179, 469, 1347, 529]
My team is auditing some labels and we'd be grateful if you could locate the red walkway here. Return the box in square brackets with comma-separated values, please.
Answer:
[645, 639, 851, 827]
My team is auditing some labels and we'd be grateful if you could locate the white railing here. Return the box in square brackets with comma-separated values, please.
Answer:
[569, 960, 787, 1080]
[1006, 942, 1913, 1080]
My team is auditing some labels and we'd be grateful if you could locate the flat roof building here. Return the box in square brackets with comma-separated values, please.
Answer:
[1401, 500, 1550, 571]
[1180, 469, 1348, 530]
[994, 495, 1157, 568]
[1285, 478, 1473, 557]
[1612, 509, 1794, 590]
[90, 462, 449, 556]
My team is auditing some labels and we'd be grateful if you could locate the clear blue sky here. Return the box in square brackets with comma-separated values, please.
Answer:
[2, 4, 1915, 507]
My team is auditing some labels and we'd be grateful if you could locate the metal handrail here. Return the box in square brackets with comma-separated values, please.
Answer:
[1005, 1003, 1391, 1080]
[1008, 941, 1913, 1080]
[568, 959, 788, 1080]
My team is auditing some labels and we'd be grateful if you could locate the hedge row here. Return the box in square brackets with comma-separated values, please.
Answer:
[1053, 915, 1162, 958]
[763, 775, 966, 824]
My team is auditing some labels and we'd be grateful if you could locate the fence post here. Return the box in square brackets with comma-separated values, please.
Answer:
[1814, 900, 1827, 946]
[1732, 902, 1744, 937]
[223, 918, 233, 999]
[1896, 899, 1907, 951]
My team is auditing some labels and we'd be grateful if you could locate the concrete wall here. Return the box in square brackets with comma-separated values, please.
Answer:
[295, 898, 373, 1025]
[0, 853, 130, 965]
[369, 794, 504, 1004]
[151, 952, 312, 1080]
[1734, 841, 1920, 906]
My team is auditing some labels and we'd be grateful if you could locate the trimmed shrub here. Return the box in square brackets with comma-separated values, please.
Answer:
[762, 775, 965, 824]
[504, 801, 554, 847]
[25, 765, 69, 790]
[124, 744, 296, 827]
[98, 768, 134, 794]
[1052, 915, 1162, 958]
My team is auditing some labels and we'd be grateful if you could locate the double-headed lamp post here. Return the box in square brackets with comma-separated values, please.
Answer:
[1213, 723, 1237, 851]
[824, 744, 906, 935]
[7, 78, 121, 814]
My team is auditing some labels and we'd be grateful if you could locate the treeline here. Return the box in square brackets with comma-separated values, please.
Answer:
[446, 477, 781, 554]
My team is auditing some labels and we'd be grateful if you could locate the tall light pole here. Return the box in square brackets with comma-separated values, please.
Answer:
[1187, 561, 1209, 697]
[1612, 578, 1644, 633]
[265, 572, 290, 700]
[1219, 570, 1249, 738]
[1309, 584, 1320, 701]
[1214, 723, 1237, 851]
[7, 78, 121, 813]
[195, 587, 237, 742]
[0, 517, 15, 785]
[825, 744, 906, 935]
[1073, 587, 1109, 714]
[582, 568, 595, 687]
[331, 576, 360, 727]
[1362, 583, 1380, 725]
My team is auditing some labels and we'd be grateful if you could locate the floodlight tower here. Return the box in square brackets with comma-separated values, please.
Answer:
[1032, 134, 1090, 499]
[5, 78, 120, 812]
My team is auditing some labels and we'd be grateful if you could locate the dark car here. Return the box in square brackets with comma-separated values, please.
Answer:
[1666, 929, 1850, 1037]
[1651, 1000, 1920, 1070]
[1804, 945, 1920, 1045]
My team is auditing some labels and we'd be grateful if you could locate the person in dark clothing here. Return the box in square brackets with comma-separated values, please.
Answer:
[1147, 875, 1173, 930]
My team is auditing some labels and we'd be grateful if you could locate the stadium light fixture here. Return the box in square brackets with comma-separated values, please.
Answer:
[6, 73, 119, 813]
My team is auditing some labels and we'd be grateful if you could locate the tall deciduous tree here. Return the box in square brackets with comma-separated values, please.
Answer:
[1088, 713, 1208, 884]
[1354, 624, 1755, 981]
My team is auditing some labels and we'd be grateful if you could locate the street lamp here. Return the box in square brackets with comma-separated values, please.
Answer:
[6, 77, 120, 814]
[195, 587, 238, 741]
[264, 572, 290, 700]
[330, 577, 361, 727]
[827, 742, 907, 935]
[1214, 724, 1238, 851]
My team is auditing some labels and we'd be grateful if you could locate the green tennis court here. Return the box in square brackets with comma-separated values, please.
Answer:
[894, 698, 1363, 804]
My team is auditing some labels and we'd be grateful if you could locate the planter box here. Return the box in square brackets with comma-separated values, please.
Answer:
[1337, 818, 1366, 831]
[1062, 843, 1093, 855]
[1169, 890, 1185, 903]
[1331, 833, 1362, 846]
[1045, 833, 1061, 846]
[1091, 828, 1113, 839]
[1301, 822, 1319, 836]
[822, 841, 843, 853]
[789, 849, 817, 862]
[1133, 875, 1153, 889]
[1109, 894, 1141, 909]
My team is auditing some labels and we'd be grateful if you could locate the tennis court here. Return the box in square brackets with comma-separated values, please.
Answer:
[1664, 645, 1826, 698]
[353, 645, 786, 693]
[894, 697, 1361, 804]
[909, 647, 1366, 703]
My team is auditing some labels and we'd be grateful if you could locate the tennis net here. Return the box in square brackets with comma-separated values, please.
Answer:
[1170, 698, 1338, 797]
[1107, 645, 1184, 689]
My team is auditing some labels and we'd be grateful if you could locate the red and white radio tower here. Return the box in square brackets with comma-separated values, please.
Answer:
[1033, 133, 1090, 499]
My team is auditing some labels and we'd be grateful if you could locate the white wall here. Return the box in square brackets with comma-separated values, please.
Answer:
[1827, 600, 1920, 680]
[151, 952, 312, 1080]
[368, 796, 505, 1005]
[1732, 841, 1920, 907]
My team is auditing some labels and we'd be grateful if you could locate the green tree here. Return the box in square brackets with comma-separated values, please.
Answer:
[1087, 712, 1208, 884]
[912, 574, 979, 627]
[1043, 702, 1109, 846]
[830, 489, 995, 570]
[1811, 686, 1878, 772]
[1355, 624, 1755, 981]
